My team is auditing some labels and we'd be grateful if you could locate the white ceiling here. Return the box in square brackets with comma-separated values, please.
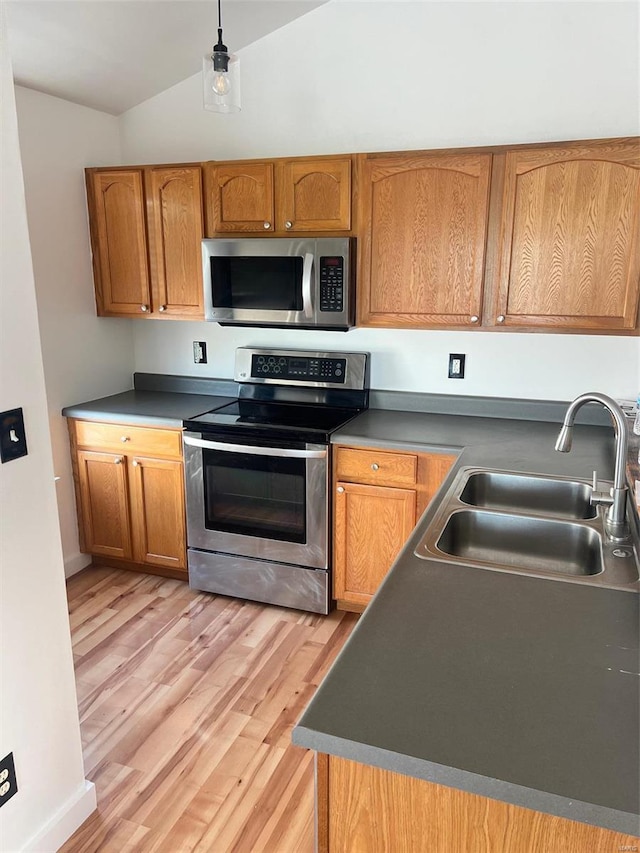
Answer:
[5, 0, 328, 115]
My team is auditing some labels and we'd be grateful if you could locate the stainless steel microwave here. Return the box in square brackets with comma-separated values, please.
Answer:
[202, 237, 355, 330]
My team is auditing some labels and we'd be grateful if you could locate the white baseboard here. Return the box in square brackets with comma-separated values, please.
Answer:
[64, 552, 91, 579]
[23, 779, 96, 853]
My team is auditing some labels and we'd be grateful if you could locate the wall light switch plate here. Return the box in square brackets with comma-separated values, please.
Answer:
[193, 341, 207, 364]
[0, 408, 28, 463]
[448, 354, 466, 379]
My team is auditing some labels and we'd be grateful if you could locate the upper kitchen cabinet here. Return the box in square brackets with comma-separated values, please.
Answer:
[357, 152, 493, 328]
[86, 165, 205, 319]
[488, 138, 640, 331]
[204, 156, 353, 235]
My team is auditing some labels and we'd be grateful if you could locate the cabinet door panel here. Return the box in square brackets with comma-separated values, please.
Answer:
[493, 140, 640, 329]
[88, 170, 151, 315]
[147, 166, 204, 317]
[334, 482, 415, 605]
[359, 153, 492, 327]
[130, 457, 186, 571]
[278, 158, 351, 231]
[205, 162, 275, 233]
[77, 450, 132, 560]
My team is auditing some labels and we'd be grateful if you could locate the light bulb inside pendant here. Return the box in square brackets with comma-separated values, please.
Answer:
[211, 71, 230, 96]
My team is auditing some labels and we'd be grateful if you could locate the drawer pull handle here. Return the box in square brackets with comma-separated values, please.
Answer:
[121, 436, 130, 442]
[337, 486, 345, 493]
[371, 463, 379, 471]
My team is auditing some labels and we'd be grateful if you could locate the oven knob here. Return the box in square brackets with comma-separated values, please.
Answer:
[337, 486, 345, 493]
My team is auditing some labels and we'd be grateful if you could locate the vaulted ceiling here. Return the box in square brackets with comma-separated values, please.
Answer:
[5, 0, 328, 115]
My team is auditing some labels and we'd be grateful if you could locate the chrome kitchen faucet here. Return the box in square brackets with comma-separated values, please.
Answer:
[555, 392, 629, 539]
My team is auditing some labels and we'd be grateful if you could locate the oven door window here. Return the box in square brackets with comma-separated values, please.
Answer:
[211, 256, 304, 310]
[202, 448, 306, 543]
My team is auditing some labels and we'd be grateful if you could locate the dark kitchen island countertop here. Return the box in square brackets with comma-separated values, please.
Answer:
[293, 409, 640, 837]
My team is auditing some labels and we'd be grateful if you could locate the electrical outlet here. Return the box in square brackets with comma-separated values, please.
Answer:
[448, 353, 466, 379]
[193, 341, 207, 364]
[0, 753, 17, 807]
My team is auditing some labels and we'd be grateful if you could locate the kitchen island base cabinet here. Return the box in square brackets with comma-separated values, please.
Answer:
[69, 419, 187, 579]
[317, 754, 639, 853]
[333, 446, 456, 611]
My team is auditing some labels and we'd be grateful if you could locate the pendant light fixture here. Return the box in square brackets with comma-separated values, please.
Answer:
[203, 0, 241, 113]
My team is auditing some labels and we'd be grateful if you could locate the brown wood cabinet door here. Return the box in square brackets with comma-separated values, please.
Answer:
[491, 139, 640, 330]
[277, 157, 352, 231]
[358, 152, 492, 328]
[87, 169, 152, 316]
[146, 166, 205, 318]
[76, 449, 132, 560]
[129, 456, 187, 572]
[334, 482, 416, 607]
[204, 162, 275, 233]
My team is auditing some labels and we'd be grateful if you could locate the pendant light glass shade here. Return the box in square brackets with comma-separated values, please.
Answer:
[203, 51, 240, 112]
[203, 3, 241, 113]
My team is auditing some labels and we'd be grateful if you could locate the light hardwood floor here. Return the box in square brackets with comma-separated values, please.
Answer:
[61, 567, 358, 852]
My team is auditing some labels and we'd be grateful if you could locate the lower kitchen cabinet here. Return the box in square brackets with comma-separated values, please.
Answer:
[333, 445, 456, 610]
[316, 754, 639, 853]
[69, 419, 187, 578]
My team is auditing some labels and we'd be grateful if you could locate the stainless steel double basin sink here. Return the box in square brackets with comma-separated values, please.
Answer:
[415, 468, 639, 591]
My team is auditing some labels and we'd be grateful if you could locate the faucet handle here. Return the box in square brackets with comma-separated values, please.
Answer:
[590, 469, 613, 508]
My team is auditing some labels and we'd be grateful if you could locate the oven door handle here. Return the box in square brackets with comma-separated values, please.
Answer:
[183, 435, 327, 459]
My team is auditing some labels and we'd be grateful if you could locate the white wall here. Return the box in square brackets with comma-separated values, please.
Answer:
[122, 0, 640, 401]
[15, 86, 135, 577]
[0, 15, 95, 851]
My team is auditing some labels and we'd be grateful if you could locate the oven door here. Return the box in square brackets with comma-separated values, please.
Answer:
[183, 432, 328, 568]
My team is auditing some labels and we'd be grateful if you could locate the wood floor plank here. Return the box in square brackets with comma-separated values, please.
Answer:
[61, 567, 358, 852]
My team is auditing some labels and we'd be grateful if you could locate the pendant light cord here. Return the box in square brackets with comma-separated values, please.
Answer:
[218, 0, 222, 29]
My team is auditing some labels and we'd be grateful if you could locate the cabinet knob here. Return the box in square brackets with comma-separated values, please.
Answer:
[285, 220, 293, 230]
[497, 315, 505, 324]
[263, 221, 271, 230]
[337, 486, 345, 493]
[470, 315, 479, 324]
[158, 305, 166, 312]
[140, 304, 149, 312]
[121, 436, 130, 443]
[132, 459, 139, 467]
[371, 463, 379, 471]
[114, 457, 123, 464]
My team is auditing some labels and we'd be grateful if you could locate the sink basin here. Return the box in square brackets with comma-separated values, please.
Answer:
[459, 471, 596, 519]
[436, 510, 603, 576]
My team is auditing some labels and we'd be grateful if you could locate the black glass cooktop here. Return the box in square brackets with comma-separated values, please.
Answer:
[184, 400, 362, 443]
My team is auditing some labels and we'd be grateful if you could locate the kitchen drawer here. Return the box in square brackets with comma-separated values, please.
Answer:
[73, 420, 182, 459]
[336, 447, 418, 486]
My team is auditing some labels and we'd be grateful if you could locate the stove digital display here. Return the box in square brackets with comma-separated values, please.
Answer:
[251, 354, 347, 383]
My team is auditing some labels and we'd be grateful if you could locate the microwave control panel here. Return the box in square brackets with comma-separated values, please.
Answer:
[319, 257, 344, 312]
[251, 354, 347, 383]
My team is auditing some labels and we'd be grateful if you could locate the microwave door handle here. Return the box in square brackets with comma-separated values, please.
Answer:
[183, 435, 327, 459]
[302, 253, 314, 319]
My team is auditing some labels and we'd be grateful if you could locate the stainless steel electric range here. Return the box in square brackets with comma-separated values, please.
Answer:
[182, 347, 370, 614]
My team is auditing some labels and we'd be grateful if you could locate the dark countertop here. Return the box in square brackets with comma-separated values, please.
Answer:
[61, 389, 236, 427]
[295, 412, 640, 837]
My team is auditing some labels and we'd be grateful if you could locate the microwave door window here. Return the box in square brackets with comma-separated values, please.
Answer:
[211, 256, 304, 310]
[203, 449, 306, 543]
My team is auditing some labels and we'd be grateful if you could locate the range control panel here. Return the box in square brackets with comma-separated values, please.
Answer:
[251, 354, 346, 383]
[319, 257, 344, 312]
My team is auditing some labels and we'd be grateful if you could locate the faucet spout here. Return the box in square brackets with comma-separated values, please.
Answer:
[555, 392, 629, 536]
